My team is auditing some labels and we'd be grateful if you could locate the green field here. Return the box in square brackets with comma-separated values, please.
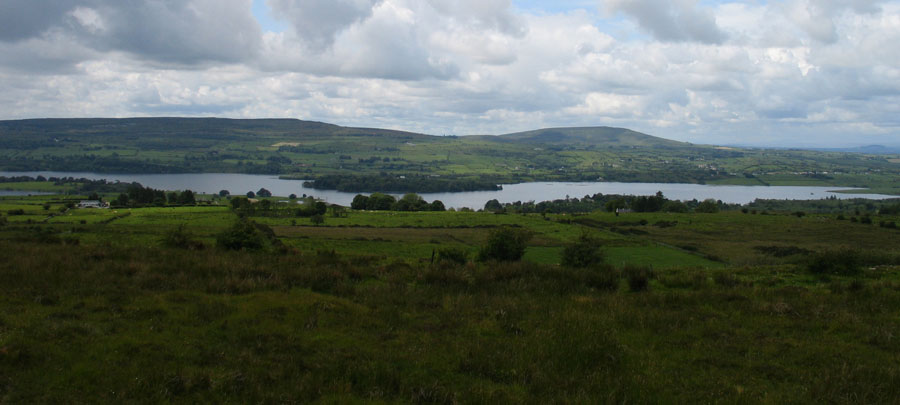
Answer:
[2, 191, 900, 402]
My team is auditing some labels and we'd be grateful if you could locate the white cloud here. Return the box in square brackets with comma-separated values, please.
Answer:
[606, 0, 727, 44]
[0, 0, 898, 146]
[267, 0, 381, 51]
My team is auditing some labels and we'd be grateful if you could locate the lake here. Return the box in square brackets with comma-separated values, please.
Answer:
[0, 190, 53, 196]
[1, 171, 896, 208]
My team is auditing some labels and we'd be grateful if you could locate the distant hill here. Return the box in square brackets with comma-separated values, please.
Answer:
[1, 117, 898, 195]
[0, 118, 692, 149]
[496, 127, 688, 148]
[0, 117, 431, 143]
[810, 145, 900, 155]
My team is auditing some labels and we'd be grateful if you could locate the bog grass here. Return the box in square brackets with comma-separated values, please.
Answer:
[1, 194, 900, 402]
[1, 241, 899, 403]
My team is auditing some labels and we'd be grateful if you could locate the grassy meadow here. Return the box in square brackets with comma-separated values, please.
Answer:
[1, 192, 900, 402]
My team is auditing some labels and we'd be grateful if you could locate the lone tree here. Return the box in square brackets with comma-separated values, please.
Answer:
[561, 233, 605, 268]
[351, 194, 369, 210]
[257, 188, 273, 198]
[484, 199, 503, 212]
[478, 226, 532, 262]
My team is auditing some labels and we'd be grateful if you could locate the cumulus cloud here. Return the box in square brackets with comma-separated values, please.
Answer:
[0, 1, 898, 147]
[425, 0, 525, 36]
[268, 0, 380, 51]
[606, 0, 727, 44]
[258, 0, 528, 80]
[0, 0, 262, 66]
[0, 0, 74, 42]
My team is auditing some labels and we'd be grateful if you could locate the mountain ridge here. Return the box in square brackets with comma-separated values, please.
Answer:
[0, 117, 684, 148]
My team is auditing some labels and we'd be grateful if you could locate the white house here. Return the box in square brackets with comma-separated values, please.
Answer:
[78, 200, 107, 208]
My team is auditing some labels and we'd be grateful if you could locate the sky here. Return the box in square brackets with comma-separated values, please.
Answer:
[0, 0, 898, 147]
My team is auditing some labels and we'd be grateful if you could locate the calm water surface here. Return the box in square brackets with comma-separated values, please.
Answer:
[0, 190, 53, 196]
[2, 171, 895, 208]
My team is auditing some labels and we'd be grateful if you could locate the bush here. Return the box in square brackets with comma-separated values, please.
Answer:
[623, 265, 652, 292]
[561, 233, 605, 268]
[7, 209, 25, 216]
[216, 219, 265, 251]
[806, 249, 861, 276]
[477, 226, 532, 262]
[436, 247, 469, 265]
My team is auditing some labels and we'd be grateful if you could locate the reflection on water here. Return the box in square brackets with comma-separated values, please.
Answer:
[1, 171, 896, 209]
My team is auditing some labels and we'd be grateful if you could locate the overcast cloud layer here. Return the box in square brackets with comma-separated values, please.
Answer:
[0, 0, 898, 147]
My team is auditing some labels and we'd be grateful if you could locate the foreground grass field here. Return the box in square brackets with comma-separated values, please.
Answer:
[1, 194, 899, 402]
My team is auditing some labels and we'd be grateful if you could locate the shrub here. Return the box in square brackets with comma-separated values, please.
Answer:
[623, 265, 652, 292]
[436, 247, 469, 265]
[216, 219, 265, 251]
[561, 233, 605, 268]
[806, 249, 861, 276]
[310, 214, 325, 226]
[7, 209, 25, 216]
[477, 226, 532, 262]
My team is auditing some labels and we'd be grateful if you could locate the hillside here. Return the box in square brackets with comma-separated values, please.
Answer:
[0, 117, 431, 147]
[0, 117, 898, 194]
[497, 126, 688, 148]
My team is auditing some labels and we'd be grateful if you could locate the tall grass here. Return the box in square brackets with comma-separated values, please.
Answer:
[2, 235, 900, 402]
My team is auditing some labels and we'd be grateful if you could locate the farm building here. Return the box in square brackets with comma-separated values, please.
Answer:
[78, 200, 107, 209]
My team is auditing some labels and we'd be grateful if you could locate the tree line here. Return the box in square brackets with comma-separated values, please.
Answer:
[305, 174, 501, 193]
[482, 192, 732, 214]
[108, 184, 197, 207]
[351, 193, 446, 212]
